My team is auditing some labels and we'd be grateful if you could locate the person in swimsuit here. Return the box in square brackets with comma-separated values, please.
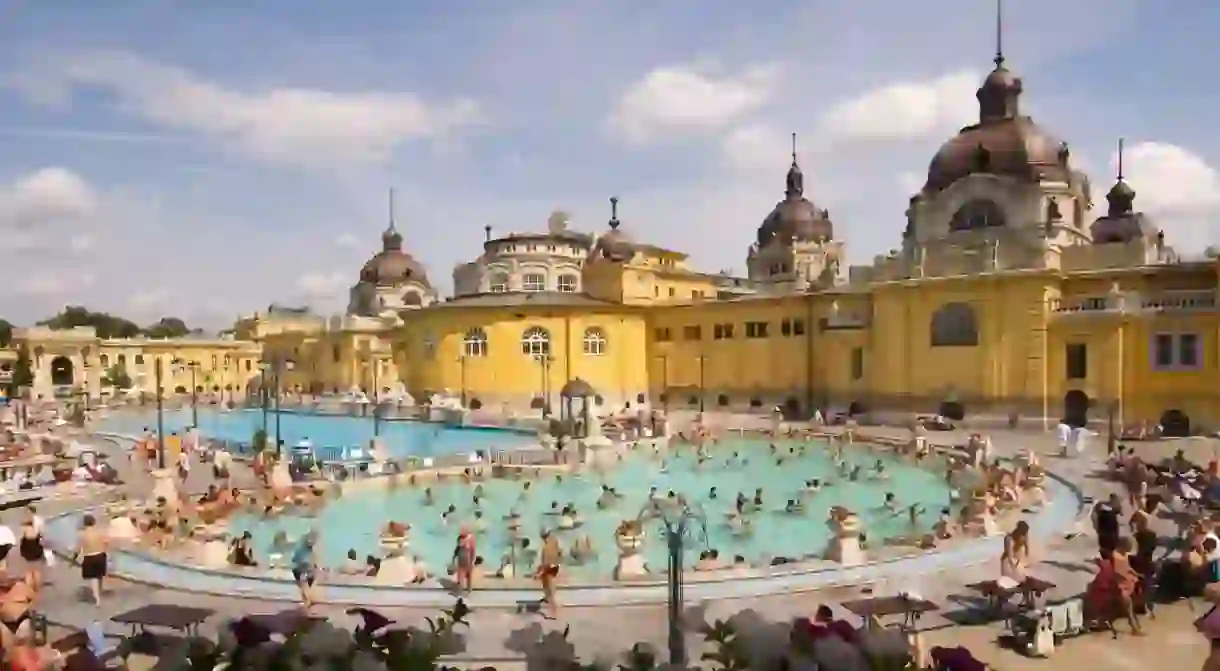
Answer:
[453, 526, 476, 594]
[0, 523, 15, 573]
[535, 530, 562, 619]
[0, 572, 37, 651]
[17, 508, 44, 589]
[291, 531, 320, 612]
[73, 514, 108, 606]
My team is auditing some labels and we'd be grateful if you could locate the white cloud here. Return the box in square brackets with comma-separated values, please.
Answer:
[333, 232, 363, 251]
[721, 125, 792, 174]
[297, 271, 349, 298]
[820, 70, 980, 142]
[610, 63, 780, 144]
[0, 167, 98, 230]
[1113, 142, 1220, 253]
[19, 51, 484, 168]
[17, 270, 96, 297]
[127, 288, 173, 311]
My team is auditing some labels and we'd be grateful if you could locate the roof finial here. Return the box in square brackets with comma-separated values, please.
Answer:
[791, 132, 798, 166]
[993, 0, 1005, 69]
[388, 188, 397, 231]
[608, 196, 620, 230]
[1117, 137, 1125, 181]
[484, 224, 492, 242]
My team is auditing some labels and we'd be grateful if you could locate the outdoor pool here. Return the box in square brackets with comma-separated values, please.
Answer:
[97, 407, 531, 459]
[227, 438, 955, 580]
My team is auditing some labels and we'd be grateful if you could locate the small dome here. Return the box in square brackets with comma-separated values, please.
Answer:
[359, 223, 430, 287]
[560, 377, 596, 398]
[756, 150, 833, 246]
[591, 197, 635, 263]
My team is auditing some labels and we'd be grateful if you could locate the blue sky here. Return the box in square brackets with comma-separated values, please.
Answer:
[0, 0, 1218, 327]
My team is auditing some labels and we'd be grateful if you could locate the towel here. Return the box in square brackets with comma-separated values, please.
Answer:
[996, 576, 1019, 590]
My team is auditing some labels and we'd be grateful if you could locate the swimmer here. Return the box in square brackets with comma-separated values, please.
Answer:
[849, 465, 862, 482]
[880, 493, 898, 513]
[423, 488, 435, 506]
[708, 486, 718, 500]
[442, 504, 458, 523]
[870, 460, 889, 480]
[804, 479, 822, 494]
[753, 488, 764, 508]
[906, 504, 925, 526]
[785, 499, 806, 514]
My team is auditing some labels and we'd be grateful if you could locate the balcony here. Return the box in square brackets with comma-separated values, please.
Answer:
[1051, 290, 1217, 316]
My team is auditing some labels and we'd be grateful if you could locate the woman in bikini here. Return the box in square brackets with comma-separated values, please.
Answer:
[536, 530, 562, 619]
[0, 571, 38, 652]
[17, 508, 44, 589]
[452, 526, 476, 594]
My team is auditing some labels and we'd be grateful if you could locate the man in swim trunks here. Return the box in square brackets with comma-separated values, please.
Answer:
[73, 514, 108, 605]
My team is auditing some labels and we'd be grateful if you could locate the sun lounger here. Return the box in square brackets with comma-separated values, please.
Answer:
[1010, 597, 1086, 652]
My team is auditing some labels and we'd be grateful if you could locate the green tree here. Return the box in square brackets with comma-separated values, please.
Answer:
[10, 348, 33, 392]
[102, 364, 133, 390]
[0, 319, 12, 348]
[145, 317, 191, 339]
[37, 306, 141, 339]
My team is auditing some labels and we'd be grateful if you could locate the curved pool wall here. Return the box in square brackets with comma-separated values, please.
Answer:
[96, 407, 532, 459]
[43, 460, 1082, 608]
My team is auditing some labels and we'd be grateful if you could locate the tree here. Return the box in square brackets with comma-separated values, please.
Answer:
[0, 319, 11, 348]
[102, 364, 133, 390]
[145, 317, 191, 339]
[37, 306, 141, 339]
[9, 348, 33, 395]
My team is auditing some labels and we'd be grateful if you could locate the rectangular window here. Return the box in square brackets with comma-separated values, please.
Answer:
[713, 323, 735, 340]
[134, 355, 144, 365]
[557, 275, 577, 293]
[654, 328, 672, 342]
[780, 319, 791, 337]
[1153, 333, 1175, 369]
[1179, 333, 1200, 368]
[792, 318, 806, 336]
[682, 325, 702, 341]
[850, 348, 864, 381]
[1065, 343, 1087, 380]
[522, 274, 545, 292]
[745, 321, 769, 338]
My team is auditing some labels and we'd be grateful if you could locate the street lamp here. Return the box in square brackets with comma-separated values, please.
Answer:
[184, 360, 201, 427]
[367, 354, 382, 437]
[456, 354, 468, 408]
[260, 357, 295, 456]
[657, 501, 703, 667]
[533, 353, 554, 418]
[696, 354, 707, 413]
[154, 358, 167, 469]
[1106, 399, 1118, 455]
[655, 354, 669, 413]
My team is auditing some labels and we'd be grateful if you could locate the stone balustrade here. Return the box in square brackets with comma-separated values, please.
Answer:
[1050, 289, 1216, 316]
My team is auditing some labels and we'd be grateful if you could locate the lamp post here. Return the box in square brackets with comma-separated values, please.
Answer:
[260, 357, 295, 456]
[259, 366, 269, 438]
[185, 360, 200, 427]
[533, 353, 554, 418]
[655, 354, 669, 413]
[457, 354, 468, 408]
[154, 358, 167, 469]
[658, 501, 701, 667]
[370, 355, 381, 437]
[1106, 399, 1118, 455]
[696, 354, 707, 413]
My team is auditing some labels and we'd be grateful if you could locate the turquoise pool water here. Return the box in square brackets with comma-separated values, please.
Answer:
[97, 408, 529, 458]
[227, 439, 954, 580]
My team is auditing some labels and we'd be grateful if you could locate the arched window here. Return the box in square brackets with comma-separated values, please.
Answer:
[949, 199, 1006, 231]
[489, 273, 509, 293]
[521, 326, 551, 356]
[582, 327, 607, 356]
[557, 275, 578, 293]
[930, 302, 979, 347]
[463, 328, 488, 357]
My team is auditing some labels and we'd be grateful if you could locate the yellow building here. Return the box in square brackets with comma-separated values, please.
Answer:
[10, 326, 262, 401]
[251, 48, 1219, 436]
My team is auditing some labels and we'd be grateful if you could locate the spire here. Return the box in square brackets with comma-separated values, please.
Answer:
[608, 196, 620, 230]
[1106, 137, 1136, 216]
[994, 0, 1005, 69]
[785, 131, 805, 198]
[382, 188, 403, 251]
[976, 0, 1022, 123]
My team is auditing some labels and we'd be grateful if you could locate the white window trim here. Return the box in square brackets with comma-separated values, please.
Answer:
[582, 329, 607, 356]
[522, 273, 546, 292]
[557, 275, 578, 293]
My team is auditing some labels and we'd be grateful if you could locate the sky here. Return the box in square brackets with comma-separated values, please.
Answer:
[1, 0, 1219, 329]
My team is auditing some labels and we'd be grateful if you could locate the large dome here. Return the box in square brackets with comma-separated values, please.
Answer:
[590, 197, 636, 263]
[922, 57, 1073, 195]
[756, 157, 833, 246]
[359, 226, 431, 287]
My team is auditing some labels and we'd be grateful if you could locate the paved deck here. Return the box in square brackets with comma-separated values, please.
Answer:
[12, 424, 1215, 667]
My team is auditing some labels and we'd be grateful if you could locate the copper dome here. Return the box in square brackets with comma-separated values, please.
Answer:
[922, 59, 1073, 194]
[756, 157, 833, 246]
[359, 225, 431, 287]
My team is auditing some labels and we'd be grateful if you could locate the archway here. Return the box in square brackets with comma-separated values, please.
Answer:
[529, 397, 545, 410]
[469, 398, 483, 411]
[1160, 409, 1191, 438]
[847, 400, 866, 416]
[783, 397, 801, 420]
[1063, 390, 1090, 428]
[49, 356, 74, 386]
[717, 394, 729, 407]
[938, 400, 966, 421]
[174, 385, 187, 394]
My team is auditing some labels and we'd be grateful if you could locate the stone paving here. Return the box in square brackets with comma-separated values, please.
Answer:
[10, 421, 1217, 668]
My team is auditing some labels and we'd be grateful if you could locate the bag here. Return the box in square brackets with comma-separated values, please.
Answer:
[1194, 605, 1220, 639]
